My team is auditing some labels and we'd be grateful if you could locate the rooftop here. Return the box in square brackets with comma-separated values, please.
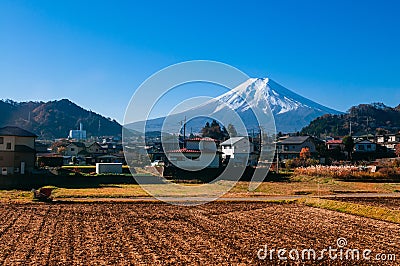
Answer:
[326, 139, 343, 144]
[220, 137, 247, 146]
[68, 142, 86, 148]
[167, 148, 201, 153]
[0, 126, 37, 137]
[279, 136, 311, 145]
[186, 137, 217, 142]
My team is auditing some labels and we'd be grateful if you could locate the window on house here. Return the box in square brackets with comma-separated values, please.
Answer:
[0, 137, 3, 144]
[6, 143, 11, 150]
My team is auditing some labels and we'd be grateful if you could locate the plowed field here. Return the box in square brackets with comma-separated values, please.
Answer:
[0, 202, 398, 265]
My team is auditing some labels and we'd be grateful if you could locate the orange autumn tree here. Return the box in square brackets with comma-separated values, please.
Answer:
[395, 144, 400, 157]
[300, 147, 311, 159]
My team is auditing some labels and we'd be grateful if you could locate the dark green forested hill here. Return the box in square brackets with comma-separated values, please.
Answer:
[0, 99, 121, 139]
[301, 103, 400, 137]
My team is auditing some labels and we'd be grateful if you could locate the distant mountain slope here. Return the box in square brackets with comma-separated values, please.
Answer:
[0, 99, 121, 139]
[301, 103, 400, 136]
[128, 78, 342, 133]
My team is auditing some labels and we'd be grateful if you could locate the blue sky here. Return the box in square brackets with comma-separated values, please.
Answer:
[1, 0, 399, 122]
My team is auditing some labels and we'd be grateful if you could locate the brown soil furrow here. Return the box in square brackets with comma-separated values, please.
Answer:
[0, 202, 398, 265]
[0, 211, 35, 265]
[27, 207, 62, 265]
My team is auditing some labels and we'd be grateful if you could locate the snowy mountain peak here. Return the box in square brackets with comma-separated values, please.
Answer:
[216, 77, 321, 115]
[130, 77, 342, 133]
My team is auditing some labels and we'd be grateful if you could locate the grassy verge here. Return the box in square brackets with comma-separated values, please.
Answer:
[1, 176, 400, 202]
[0, 190, 33, 202]
[298, 198, 400, 224]
[52, 184, 149, 198]
[225, 177, 400, 197]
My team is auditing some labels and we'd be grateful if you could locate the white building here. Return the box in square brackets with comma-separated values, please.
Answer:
[220, 137, 256, 166]
[68, 123, 87, 140]
[386, 133, 400, 150]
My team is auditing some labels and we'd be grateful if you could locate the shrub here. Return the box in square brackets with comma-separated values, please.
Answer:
[294, 165, 400, 180]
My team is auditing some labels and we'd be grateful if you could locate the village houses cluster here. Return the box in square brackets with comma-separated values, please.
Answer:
[0, 124, 399, 175]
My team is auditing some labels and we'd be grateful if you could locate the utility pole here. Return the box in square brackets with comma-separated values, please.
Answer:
[180, 116, 187, 147]
[349, 121, 352, 136]
[183, 116, 186, 141]
[276, 147, 279, 174]
[258, 126, 264, 152]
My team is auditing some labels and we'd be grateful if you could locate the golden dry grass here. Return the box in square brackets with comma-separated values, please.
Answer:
[298, 198, 400, 224]
[2, 175, 400, 201]
[225, 177, 400, 197]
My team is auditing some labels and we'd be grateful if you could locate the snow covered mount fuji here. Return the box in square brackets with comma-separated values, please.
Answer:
[127, 78, 342, 134]
[213, 78, 342, 132]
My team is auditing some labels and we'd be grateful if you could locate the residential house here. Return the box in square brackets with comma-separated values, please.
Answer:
[354, 139, 376, 153]
[0, 126, 37, 175]
[86, 142, 105, 155]
[220, 137, 257, 166]
[386, 133, 400, 150]
[376, 135, 387, 145]
[276, 136, 316, 160]
[326, 139, 345, 151]
[374, 133, 399, 151]
[100, 142, 123, 154]
[64, 142, 86, 157]
[165, 138, 220, 169]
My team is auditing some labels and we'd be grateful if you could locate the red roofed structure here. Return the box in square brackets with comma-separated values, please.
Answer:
[326, 139, 344, 151]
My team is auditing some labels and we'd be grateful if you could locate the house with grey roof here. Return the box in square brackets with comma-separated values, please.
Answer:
[354, 139, 376, 153]
[276, 136, 316, 160]
[64, 142, 86, 157]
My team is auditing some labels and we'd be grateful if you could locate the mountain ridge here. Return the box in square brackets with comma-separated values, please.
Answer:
[0, 99, 122, 139]
[301, 102, 400, 136]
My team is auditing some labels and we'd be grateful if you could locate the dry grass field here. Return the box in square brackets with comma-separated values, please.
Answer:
[2, 175, 400, 203]
[0, 201, 399, 265]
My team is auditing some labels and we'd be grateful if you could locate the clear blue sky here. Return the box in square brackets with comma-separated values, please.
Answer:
[1, 0, 399, 123]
